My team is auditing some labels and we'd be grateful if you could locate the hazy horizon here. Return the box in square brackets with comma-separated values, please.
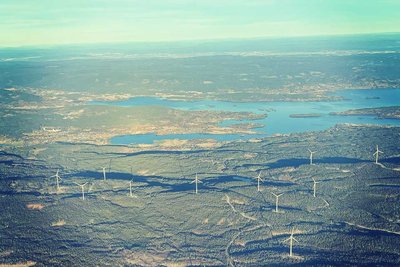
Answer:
[1, 31, 400, 51]
[1, 0, 400, 47]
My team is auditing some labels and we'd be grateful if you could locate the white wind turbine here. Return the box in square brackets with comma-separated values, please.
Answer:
[373, 145, 383, 164]
[73, 182, 88, 200]
[308, 149, 316, 165]
[102, 167, 107, 180]
[312, 177, 319, 198]
[127, 166, 138, 198]
[284, 227, 299, 257]
[51, 169, 62, 192]
[190, 173, 202, 194]
[256, 171, 263, 192]
[127, 180, 137, 198]
[271, 192, 284, 213]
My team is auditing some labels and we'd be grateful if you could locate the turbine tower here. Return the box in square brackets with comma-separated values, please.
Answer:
[73, 182, 88, 200]
[312, 177, 319, 198]
[128, 180, 133, 198]
[256, 171, 263, 192]
[190, 173, 202, 194]
[102, 167, 107, 180]
[308, 149, 316, 165]
[128, 180, 137, 198]
[373, 145, 383, 164]
[284, 228, 299, 257]
[271, 192, 284, 213]
[51, 169, 62, 192]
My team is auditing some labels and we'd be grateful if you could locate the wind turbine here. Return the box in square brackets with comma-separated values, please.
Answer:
[256, 171, 263, 192]
[190, 173, 202, 194]
[73, 182, 88, 200]
[284, 228, 299, 257]
[127, 166, 138, 197]
[373, 145, 383, 164]
[51, 169, 62, 192]
[312, 177, 319, 198]
[102, 167, 107, 180]
[127, 179, 137, 198]
[129, 176, 137, 198]
[271, 192, 284, 213]
[308, 149, 316, 165]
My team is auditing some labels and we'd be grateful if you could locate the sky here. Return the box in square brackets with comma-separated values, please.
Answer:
[1, 0, 399, 47]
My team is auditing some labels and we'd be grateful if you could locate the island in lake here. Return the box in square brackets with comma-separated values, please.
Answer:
[289, 113, 322, 118]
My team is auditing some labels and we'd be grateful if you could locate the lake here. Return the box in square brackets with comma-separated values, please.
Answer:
[91, 88, 400, 145]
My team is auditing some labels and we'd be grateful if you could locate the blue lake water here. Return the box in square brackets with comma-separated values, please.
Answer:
[91, 88, 400, 145]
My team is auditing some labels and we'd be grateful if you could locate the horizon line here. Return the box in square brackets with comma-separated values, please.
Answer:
[1, 31, 400, 50]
